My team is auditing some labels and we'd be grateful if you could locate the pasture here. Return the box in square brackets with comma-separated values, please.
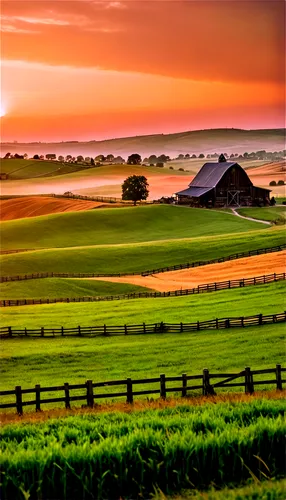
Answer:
[1, 280, 284, 329]
[1, 205, 266, 251]
[0, 278, 152, 300]
[0, 225, 284, 276]
[237, 206, 286, 223]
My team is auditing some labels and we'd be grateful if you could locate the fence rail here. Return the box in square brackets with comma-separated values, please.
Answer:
[52, 193, 154, 205]
[0, 365, 284, 414]
[0, 311, 285, 339]
[1, 272, 285, 307]
[1, 244, 285, 282]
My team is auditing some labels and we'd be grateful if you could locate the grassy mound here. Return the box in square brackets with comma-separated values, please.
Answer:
[1, 226, 284, 276]
[0, 205, 267, 251]
[0, 278, 153, 300]
[1, 399, 285, 499]
[237, 207, 286, 223]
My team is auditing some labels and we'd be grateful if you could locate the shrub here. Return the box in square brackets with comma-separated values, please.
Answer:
[169, 166, 174, 170]
[269, 180, 276, 186]
[178, 168, 184, 171]
[277, 180, 285, 186]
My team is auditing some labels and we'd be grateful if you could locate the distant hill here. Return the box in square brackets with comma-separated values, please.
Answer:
[1, 128, 285, 159]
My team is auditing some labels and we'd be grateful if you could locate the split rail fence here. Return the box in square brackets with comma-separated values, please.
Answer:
[0, 311, 285, 339]
[0, 365, 284, 415]
[52, 193, 154, 205]
[1, 244, 285, 283]
[1, 273, 285, 307]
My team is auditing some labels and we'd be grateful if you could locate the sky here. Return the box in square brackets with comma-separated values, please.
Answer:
[1, 0, 285, 142]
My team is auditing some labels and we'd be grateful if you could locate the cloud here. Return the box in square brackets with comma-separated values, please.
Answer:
[1, 1, 285, 85]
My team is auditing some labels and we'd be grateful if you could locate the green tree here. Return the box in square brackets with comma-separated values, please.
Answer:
[122, 175, 149, 205]
[127, 153, 142, 165]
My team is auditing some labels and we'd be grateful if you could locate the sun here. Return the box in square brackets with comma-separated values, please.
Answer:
[0, 105, 6, 117]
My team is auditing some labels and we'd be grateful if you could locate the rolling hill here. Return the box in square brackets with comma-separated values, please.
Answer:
[1, 128, 285, 158]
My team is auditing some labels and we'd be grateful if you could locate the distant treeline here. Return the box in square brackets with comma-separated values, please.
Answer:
[3, 149, 285, 166]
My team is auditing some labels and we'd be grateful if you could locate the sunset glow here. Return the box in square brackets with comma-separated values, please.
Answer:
[1, 0, 285, 142]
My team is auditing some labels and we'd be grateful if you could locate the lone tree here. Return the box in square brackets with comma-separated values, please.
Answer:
[127, 153, 141, 165]
[122, 175, 149, 205]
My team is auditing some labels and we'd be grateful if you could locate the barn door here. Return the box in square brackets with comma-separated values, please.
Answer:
[227, 190, 240, 206]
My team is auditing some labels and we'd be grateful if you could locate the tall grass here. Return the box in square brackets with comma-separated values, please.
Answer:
[1, 399, 285, 499]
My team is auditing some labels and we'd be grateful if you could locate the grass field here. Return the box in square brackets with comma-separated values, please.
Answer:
[0, 159, 90, 179]
[1, 225, 284, 276]
[1, 281, 285, 391]
[237, 206, 286, 223]
[0, 278, 153, 299]
[0, 205, 267, 251]
[1, 281, 284, 328]
[1, 321, 284, 390]
[1, 398, 285, 499]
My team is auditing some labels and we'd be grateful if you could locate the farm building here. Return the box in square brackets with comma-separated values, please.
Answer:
[176, 156, 270, 207]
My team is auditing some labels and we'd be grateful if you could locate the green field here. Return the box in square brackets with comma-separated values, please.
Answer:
[237, 206, 286, 223]
[1, 398, 285, 499]
[1, 281, 284, 329]
[1, 205, 267, 251]
[0, 158, 92, 179]
[1, 225, 284, 277]
[1, 282, 285, 390]
[0, 278, 153, 300]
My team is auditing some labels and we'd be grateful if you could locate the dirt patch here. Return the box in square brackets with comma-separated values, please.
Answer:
[91, 251, 286, 292]
[0, 196, 127, 221]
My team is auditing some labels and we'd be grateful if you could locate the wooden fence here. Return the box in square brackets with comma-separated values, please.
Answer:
[1, 272, 285, 307]
[1, 311, 285, 339]
[52, 193, 154, 205]
[0, 365, 284, 415]
[1, 243, 285, 282]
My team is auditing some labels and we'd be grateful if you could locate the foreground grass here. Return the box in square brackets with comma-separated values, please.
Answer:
[1, 281, 284, 329]
[0, 278, 153, 300]
[1, 398, 285, 499]
[237, 207, 286, 223]
[1, 321, 284, 390]
[164, 479, 286, 499]
[0, 205, 266, 250]
[1, 226, 284, 276]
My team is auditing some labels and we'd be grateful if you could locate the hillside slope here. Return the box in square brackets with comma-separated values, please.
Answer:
[1, 128, 285, 158]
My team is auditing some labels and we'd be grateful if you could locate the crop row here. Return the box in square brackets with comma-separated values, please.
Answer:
[1, 399, 285, 499]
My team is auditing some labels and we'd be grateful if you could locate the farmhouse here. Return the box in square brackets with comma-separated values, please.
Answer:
[176, 156, 270, 207]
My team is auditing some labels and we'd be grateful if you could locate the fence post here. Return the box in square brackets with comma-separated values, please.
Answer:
[259, 314, 263, 325]
[276, 364, 282, 390]
[64, 382, 71, 409]
[160, 374, 166, 399]
[216, 318, 219, 329]
[15, 386, 23, 415]
[103, 324, 108, 336]
[41, 327, 44, 337]
[86, 380, 94, 407]
[182, 373, 187, 397]
[143, 322, 146, 334]
[241, 317, 244, 328]
[203, 369, 210, 396]
[124, 325, 128, 335]
[61, 326, 64, 336]
[35, 384, 41, 411]
[180, 322, 183, 332]
[197, 321, 200, 331]
[8, 326, 12, 338]
[126, 378, 133, 403]
[245, 367, 254, 393]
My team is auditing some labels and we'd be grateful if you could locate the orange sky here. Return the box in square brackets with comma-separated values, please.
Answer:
[1, 0, 285, 142]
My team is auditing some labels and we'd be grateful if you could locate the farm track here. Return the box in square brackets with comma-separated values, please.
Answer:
[232, 208, 271, 225]
[90, 250, 286, 291]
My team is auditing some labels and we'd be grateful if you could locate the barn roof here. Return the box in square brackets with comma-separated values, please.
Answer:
[176, 186, 212, 197]
[188, 162, 252, 189]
